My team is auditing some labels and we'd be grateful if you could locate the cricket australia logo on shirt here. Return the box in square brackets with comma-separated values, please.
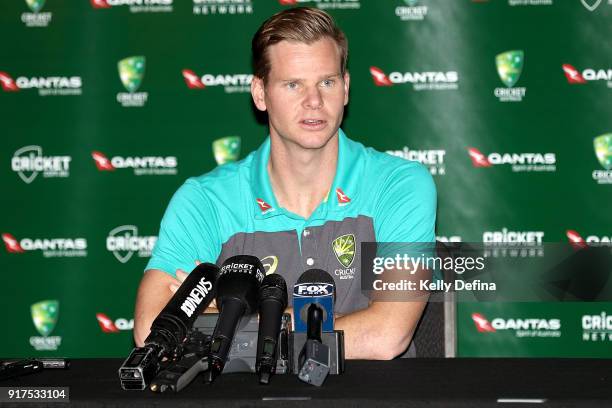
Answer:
[116, 56, 148, 107]
[261, 255, 279, 275]
[332, 234, 356, 280]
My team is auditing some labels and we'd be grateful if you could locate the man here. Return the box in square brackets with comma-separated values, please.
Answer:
[134, 7, 436, 360]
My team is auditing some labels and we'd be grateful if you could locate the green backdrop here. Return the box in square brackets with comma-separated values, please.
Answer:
[1, 0, 610, 358]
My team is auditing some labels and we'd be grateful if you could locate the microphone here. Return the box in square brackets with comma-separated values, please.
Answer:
[256, 273, 288, 384]
[297, 302, 330, 386]
[205, 255, 264, 384]
[293, 269, 335, 333]
[118, 262, 218, 390]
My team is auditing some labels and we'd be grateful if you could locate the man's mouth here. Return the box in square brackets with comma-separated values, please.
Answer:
[300, 119, 326, 128]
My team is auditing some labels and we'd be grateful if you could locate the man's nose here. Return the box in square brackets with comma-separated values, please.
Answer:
[303, 86, 323, 109]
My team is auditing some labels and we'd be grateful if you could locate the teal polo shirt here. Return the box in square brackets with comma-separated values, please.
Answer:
[146, 129, 436, 315]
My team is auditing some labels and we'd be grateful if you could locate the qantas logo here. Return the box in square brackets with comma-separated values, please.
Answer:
[91, 0, 111, 8]
[567, 229, 611, 246]
[562, 64, 586, 84]
[181, 68, 251, 93]
[182, 69, 205, 89]
[370, 67, 393, 86]
[91, 0, 173, 12]
[566, 230, 588, 250]
[468, 148, 492, 167]
[471, 313, 496, 333]
[369, 66, 458, 90]
[472, 313, 561, 335]
[91, 151, 115, 171]
[2, 233, 87, 257]
[256, 198, 273, 213]
[96, 313, 118, 332]
[91, 151, 177, 175]
[562, 64, 612, 86]
[0, 72, 19, 91]
[2, 233, 25, 253]
[468, 147, 556, 172]
[277, 0, 360, 9]
[0, 72, 81, 96]
[336, 188, 351, 205]
[96, 313, 133, 332]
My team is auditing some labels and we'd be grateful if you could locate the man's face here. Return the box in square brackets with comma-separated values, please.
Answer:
[251, 38, 350, 150]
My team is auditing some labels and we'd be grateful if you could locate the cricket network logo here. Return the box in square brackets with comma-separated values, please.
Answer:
[395, 0, 428, 21]
[106, 225, 157, 264]
[468, 147, 556, 172]
[562, 64, 612, 88]
[193, 0, 252, 15]
[213, 136, 241, 165]
[92, 151, 177, 176]
[22, 0, 52, 27]
[91, 0, 173, 13]
[0, 71, 82, 96]
[2, 233, 87, 258]
[369, 66, 458, 91]
[96, 313, 134, 333]
[182, 68, 251, 93]
[591, 134, 612, 184]
[332, 234, 356, 280]
[471, 312, 561, 338]
[494, 50, 526, 102]
[116, 56, 148, 107]
[482, 228, 545, 257]
[30, 300, 61, 351]
[387, 146, 446, 175]
[582, 311, 612, 342]
[279, 0, 361, 10]
[11, 146, 71, 183]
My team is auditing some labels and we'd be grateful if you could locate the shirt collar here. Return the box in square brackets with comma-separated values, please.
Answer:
[250, 129, 362, 220]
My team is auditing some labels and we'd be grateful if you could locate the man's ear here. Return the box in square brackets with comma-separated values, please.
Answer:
[251, 76, 267, 111]
[343, 71, 350, 106]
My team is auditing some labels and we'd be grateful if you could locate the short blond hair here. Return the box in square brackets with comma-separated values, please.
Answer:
[252, 7, 348, 82]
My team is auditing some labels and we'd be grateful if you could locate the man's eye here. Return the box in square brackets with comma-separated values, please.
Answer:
[321, 79, 335, 87]
[286, 82, 298, 89]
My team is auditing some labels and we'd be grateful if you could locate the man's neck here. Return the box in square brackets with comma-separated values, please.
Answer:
[268, 133, 339, 219]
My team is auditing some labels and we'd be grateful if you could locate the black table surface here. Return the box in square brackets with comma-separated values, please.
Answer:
[0, 358, 611, 407]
